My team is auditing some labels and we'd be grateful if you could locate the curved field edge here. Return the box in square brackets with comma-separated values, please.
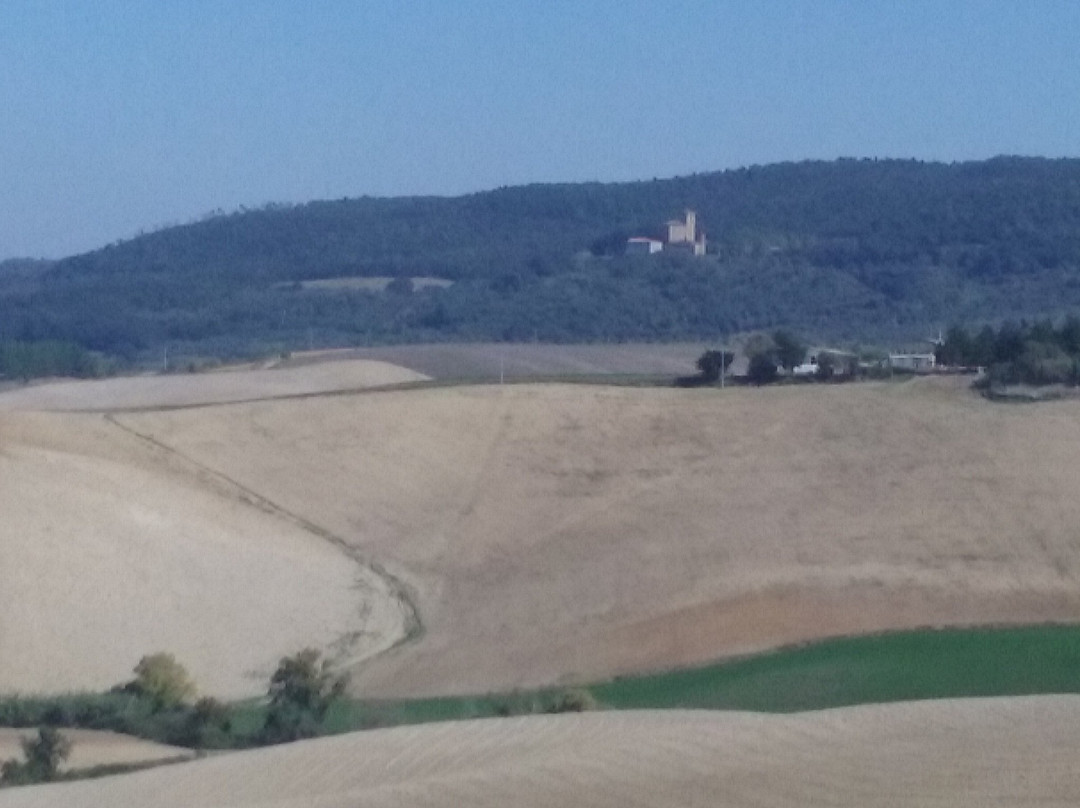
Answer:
[101, 413, 424, 666]
[289, 623, 1080, 732]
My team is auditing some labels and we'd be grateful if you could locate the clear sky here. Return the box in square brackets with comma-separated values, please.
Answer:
[2, 0, 1079, 259]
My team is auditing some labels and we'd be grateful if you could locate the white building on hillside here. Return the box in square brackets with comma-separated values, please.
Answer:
[626, 209, 707, 256]
[664, 210, 707, 256]
[625, 237, 664, 255]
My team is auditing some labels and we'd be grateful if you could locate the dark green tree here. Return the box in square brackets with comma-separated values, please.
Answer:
[176, 697, 232, 748]
[260, 649, 346, 744]
[772, 330, 806, 372]
[747, 353, 779, 385]
[936, 326, 973, 366]
[1058, 315, 1080, 355]
[695, 349, 734, 381]
[972, 325, 997, 367]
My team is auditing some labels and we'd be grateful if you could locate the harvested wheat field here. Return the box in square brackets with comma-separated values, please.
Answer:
[3, 696, 1079, 807]
[0, 408, 410, 697]
[0, 730, 192, 772]
[110, 375, 1080, 698]
[0, 358, 426, 411]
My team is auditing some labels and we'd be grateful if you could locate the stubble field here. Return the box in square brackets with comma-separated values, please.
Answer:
[3, 697, 1080, 808]
[112, 374, 1080, 697]
[4, 352, 1080, 804]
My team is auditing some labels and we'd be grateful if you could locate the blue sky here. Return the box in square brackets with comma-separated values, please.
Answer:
[2, 1, 1079, 258]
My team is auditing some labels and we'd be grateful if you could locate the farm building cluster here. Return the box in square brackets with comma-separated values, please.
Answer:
[626, 210, 707, 256]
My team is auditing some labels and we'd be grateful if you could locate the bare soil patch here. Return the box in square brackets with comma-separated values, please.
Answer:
[2, 697, 1078, 807]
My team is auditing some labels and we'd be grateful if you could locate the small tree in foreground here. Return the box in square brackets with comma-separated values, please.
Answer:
[1, 727, 72, 785]
[260, 649, 347, 744]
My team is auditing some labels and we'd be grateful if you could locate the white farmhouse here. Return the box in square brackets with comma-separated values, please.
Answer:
[888, 353, 936, 371]
[625, 209, 707, 256]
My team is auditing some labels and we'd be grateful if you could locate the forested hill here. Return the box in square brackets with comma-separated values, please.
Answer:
[6, 157, 1080, 361]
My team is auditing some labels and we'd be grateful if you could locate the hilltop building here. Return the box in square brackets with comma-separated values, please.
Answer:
[626, 209, 707, 256]
[625, 237, 664, 255]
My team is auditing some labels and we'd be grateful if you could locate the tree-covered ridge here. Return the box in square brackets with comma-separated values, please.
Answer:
[4, 157, 1080, 362]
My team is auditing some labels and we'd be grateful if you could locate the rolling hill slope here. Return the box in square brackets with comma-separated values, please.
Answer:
[0, 361, 422, 697]
[114, 375, 1080, 698]
[2, 697, 1078, 807]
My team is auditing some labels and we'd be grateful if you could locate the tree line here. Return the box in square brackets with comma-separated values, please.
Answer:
[936, 317, 1080, 386]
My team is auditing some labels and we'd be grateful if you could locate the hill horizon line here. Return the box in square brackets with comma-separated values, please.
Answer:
[6, 154, 1074, 264]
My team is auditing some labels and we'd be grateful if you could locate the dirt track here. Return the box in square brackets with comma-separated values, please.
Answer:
[2, 697, 1078, 807]
[115, 376, 1080, 697]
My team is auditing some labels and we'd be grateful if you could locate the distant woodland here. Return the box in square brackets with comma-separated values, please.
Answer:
[4, 156, 1080, 366]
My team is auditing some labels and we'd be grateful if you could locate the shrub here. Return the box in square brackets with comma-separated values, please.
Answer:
[1, 727, 72, 786]
[260, 649, 347, 744]
[544, 688, 598, 714]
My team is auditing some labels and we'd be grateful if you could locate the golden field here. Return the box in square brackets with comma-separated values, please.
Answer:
[4, 356, 1080, 804]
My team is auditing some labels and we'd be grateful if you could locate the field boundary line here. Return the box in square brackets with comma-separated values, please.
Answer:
[102, 412, 425, 669]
